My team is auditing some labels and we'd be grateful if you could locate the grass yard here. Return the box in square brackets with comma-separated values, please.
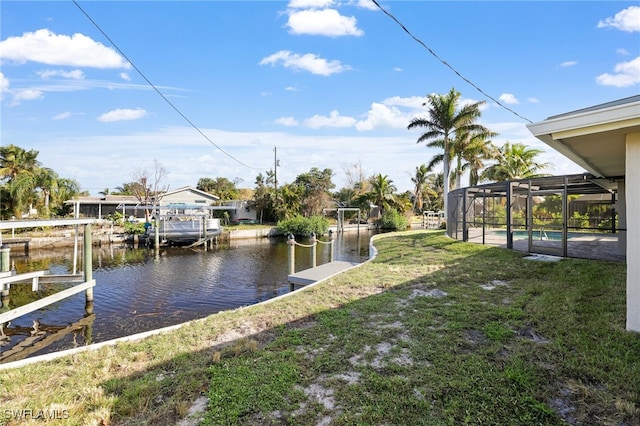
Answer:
[0, 230, 638, 425]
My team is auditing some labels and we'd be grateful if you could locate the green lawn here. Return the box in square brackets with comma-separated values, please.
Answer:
[0, 230, 637, 425]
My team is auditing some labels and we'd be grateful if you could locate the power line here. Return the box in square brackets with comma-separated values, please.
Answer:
[370, 0, 533, 124]
[71, 0, 262, 170]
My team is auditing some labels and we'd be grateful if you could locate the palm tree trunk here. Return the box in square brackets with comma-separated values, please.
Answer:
[443, 148, 450, 220]
[455, 156, 462, 189]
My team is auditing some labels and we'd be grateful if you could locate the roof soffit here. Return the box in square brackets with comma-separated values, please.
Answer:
[527, 98, 640, 179]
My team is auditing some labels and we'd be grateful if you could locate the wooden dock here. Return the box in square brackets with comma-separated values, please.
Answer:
[288, 261, 360, 286]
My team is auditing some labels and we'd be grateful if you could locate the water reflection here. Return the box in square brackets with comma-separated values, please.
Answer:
[0, 231, 374, 362]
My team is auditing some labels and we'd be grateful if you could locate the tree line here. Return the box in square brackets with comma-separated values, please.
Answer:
[0, 144, 85, 219]
[1, 87, 549, 222]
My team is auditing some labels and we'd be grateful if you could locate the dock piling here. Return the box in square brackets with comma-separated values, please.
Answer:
[1, 246, 10, 308]
[83, 224, 94, 314]
[287, 234, 296, 275]
[310, 232, 317, 268]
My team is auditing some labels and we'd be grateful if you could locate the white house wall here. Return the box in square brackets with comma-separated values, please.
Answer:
[626, 132, 640, 332]
[161, 189, 217, 205]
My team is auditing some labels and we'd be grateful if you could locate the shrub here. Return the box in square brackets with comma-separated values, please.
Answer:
[106, 211, 125, 226]
[379, 209, 408, 230]
[277, 215, 329, 237]
[123, 221, 146, 235]
[568, 212, 590, 229]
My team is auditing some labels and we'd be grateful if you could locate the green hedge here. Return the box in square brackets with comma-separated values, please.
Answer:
[379, 209, 408, 230]
[276, 215, 330, 237]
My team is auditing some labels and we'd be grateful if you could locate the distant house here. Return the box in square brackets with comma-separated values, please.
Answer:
[66, 186, 220, 219]
[65, 195, 141, 219]
[158, 186, 220, 215]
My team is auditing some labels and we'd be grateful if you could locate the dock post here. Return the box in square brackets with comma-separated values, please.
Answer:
[83, 224, 94, 314]
[287, 234, 296, 274]
[1, 245, 10, 308]
[202, 217, 207, 252]
[287, 234, 295, 291]
[310, 232, 317, 268]
[153, 217, 160, 250]
[328, 230, 334, 263]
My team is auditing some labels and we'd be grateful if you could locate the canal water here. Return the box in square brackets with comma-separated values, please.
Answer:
[0, 231, 374, 363]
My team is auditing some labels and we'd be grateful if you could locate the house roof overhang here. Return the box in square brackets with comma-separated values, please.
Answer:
[526, 95, 640, 179]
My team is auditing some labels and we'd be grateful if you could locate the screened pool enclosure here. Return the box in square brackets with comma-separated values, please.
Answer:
[446, 173, 623, 260]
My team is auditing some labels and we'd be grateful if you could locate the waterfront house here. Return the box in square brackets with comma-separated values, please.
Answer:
[527, 95, 640, 332]
[66, 186, 220, 220]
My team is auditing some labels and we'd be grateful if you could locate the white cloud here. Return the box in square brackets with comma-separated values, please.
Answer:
[275, 95, 422, 131]
[259, 50, 351, 76]
[120, 72, 131, 81]
[351, 0, 378, 11]
[303, 110, 357, 128]
[499, 93, 519, 105]
[560, 61, 577, 68]
[617, 48, 631, 56]
[315, 94, 489, 132]
[383, 95, 429, 110]
[288, 0, 335, 9]
[597, 6, 640, 32]
[53, 111, 73, 120]
[285, 85, 301, 91]
[97, 108, 147, 122]
[286, 9, 364, 37]
[355, 102, 408, 131]
[527, 97, 540, 104]
[596, 56, 640, 87]
[275, 116, 299, 126]
[0, 29, 130, 69]
[0, 73, 9, 101]
[12, 89, 44, 105]
[38, 69, 85, 79]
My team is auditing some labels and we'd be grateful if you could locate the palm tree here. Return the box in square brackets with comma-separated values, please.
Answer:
[6, 172, 36, 217]
[481, 142, 549, 182]
[112, 182, 138, 195]
[411, 164, 430, 214]
[368, 174, 396, 218]
[408, 88, 491, 219]
[425, 172, 444, 212]
[53, 178, 82, 216]
[0, 144, 40, 181]
[456, 129, 499, 187]
[35, 167, 59, 216]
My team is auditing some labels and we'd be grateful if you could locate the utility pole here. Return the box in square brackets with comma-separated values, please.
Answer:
[274, 146, 277, 196]
[273, 146, 280, 197]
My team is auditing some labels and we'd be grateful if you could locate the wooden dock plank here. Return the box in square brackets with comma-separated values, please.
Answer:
[288, 261, 360, 286]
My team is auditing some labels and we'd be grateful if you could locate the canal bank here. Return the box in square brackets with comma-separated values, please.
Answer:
[0, 226, 375, 365]
[0, 232, 377, 370]
[1, 222, 374, 250]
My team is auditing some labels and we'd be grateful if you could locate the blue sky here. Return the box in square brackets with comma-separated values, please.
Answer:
[1, 1, 639, 196]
